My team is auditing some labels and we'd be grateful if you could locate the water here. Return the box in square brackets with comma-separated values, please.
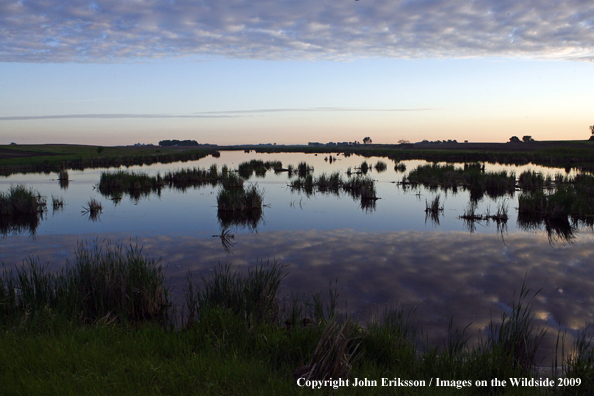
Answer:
[1, 150, 593, 355]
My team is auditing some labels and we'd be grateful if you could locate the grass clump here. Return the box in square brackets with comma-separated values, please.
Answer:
[57, 169, 69, 181]
[185, 260, 286, 326]
[425, 194, 444, 215]
[217, 184, 264, 212]
[394, 162, 407, 173]
[163, 166, 219, 188]
[0, 240, 169, 325]
[82, 198, 102, 221]
[51, 195, 64, 212]
[0, 185, 46, 217]
[485, 284, 547, 374]
[98, 170, 164, 200]
[374, 161, 387, 172]
[0, 185, 47, 236]
[402, 163, 516, 200]
[297, 161, 313, 178]
[237, 160, 282, 179]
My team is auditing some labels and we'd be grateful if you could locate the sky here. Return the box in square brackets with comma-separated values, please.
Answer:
[0, 0, 593, 146]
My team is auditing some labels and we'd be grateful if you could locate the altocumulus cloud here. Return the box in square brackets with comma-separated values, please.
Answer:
[1, 0, 593, 62]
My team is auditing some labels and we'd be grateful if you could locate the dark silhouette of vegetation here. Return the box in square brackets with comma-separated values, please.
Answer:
[401, 163, 516, 201]
[0, 185, 47, 236]
[158, 139, 199, 147]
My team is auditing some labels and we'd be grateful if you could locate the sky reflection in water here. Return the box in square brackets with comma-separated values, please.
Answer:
[1, 151, 593, 357]
[2, 229, 593, 351]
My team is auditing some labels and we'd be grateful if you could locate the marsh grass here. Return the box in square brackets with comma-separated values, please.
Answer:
[51, 195, 64, 212]
[459, 201, 509, 233]
[359, 161, 369, 175]
[184, 260, 286, 327]
[402, 163, 516, 200]
[238, 160, 282, 179]
[425, 195, 444, 215]
[0, 185, 47, 236]
[57, 169, 69, 181]
[293, 320, 362, 381]
[486, 284, 547, 374]
[297, 161, 313, 178]
[424, 195, 444, 225]
[561, 325, 594, 392]
[217, 184, 264, 212]
[394, 162, 407, 173]
[99, 170, 164, 200]
[163, 167, 219, 188]
[82, 198, 102, 221]
[3, 251, 593, 394]
[0, 185, 46, 216]
[374, 161, 387, 172]
[0, 241, 169, 325]
[519, 170, 546, 190]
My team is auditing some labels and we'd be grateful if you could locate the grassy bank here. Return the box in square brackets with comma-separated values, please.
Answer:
[1, 242, 593, 395]
[5, 141, 594, 177]
[0, 144, 217, 176]
[247, 141, 594, 172]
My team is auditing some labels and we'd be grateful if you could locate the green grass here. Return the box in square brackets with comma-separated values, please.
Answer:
[0, 144, 217, 175]
[237, 160, 282, 179]
[402, 163, 517, 200]
[0, 240, 169, 325]
[0, 185, 47, 236]
[217, 184, 264, 212]
[518, 173, 594, 221]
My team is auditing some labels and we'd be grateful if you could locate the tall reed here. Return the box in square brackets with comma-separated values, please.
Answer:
[0, 241, 169, 324]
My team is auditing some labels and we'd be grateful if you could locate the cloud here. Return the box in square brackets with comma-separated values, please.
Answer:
[1, 0, 593, 62]
[0, 113, 236, 121]
[0, 107, 436, 121]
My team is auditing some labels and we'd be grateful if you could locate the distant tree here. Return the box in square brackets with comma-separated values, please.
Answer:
[590, 125, 594, 134]
[509, 136, 521, 143]
[159, 139, 199, 147]
[363, 137, 372, 145]
[522, 135, 534, 142]
[397, 139, 410, 144]
[97, 146, 104, 154]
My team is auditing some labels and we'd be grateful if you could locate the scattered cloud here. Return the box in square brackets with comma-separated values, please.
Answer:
[1, 0, 593, 62]
[0, 107, 437, 121]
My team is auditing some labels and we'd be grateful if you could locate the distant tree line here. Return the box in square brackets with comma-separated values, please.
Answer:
[159, 140, 199, 147]
[509, 136, 534, 143]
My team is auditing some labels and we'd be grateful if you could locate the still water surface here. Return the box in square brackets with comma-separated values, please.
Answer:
[1, 151, 593, 354]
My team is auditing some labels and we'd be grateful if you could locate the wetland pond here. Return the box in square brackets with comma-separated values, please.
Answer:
[1, 150, 593, 361]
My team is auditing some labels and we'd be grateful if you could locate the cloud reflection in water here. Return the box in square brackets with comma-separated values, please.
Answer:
[1, 229, 593, 348]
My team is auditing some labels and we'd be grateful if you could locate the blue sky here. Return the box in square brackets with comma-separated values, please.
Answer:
[1, 0, 593, 145]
